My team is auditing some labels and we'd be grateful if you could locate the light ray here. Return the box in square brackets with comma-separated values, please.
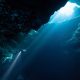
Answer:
[2, 51, 21, 80]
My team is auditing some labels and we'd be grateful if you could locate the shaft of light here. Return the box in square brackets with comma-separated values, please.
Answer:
[2, 51, 21, 80]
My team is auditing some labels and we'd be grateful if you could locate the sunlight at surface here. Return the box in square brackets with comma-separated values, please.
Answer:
[59, 2, 79, 16]
[49, 1, 80, 24]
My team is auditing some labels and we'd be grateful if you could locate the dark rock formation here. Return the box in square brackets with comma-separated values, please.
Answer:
[5, 0, 68, 29]
[0, 0, 68, 60]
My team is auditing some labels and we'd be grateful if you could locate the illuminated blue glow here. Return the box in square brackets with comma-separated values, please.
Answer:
[49, 1, 80, 24]
[59, 2, 77, 16]
[2, 54, 13, 63]
[28, 29, 38, 36]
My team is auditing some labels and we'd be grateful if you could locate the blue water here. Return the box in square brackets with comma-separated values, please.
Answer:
[1, 16, 80, 80]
